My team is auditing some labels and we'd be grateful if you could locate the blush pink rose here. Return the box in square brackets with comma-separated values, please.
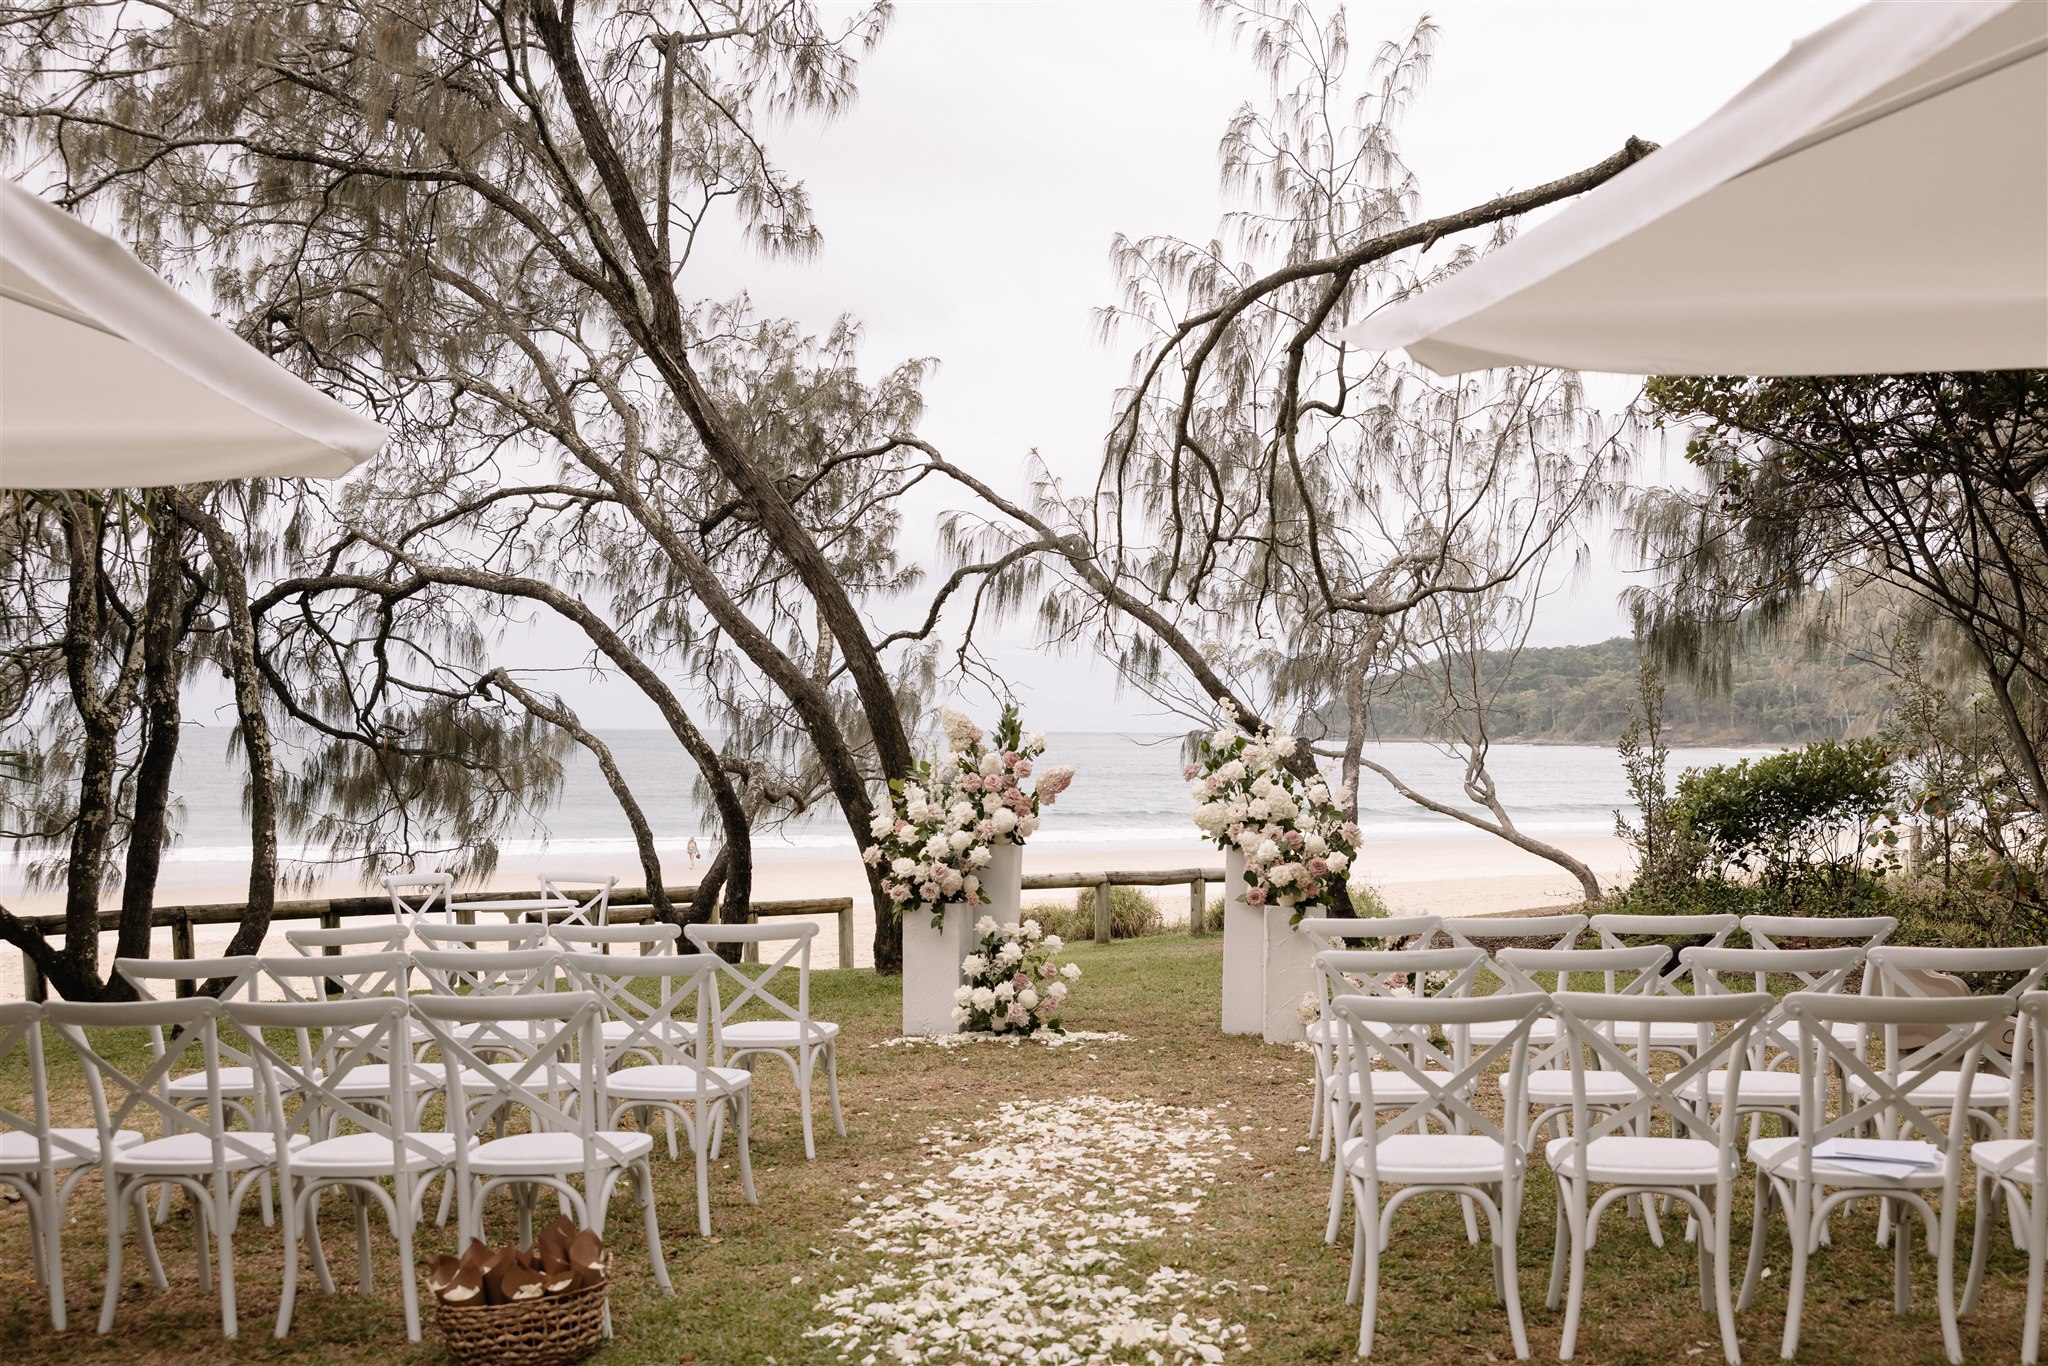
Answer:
[1244, 886, 1268, 907]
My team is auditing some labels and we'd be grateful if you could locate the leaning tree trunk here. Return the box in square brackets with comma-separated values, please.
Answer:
[169, 492, 281, 986]
[116, 518, 194, 964]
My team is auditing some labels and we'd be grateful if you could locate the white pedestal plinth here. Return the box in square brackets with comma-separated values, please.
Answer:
[1221, 849, 1263, 1036]
[902, 903, 971, 1036]
[984, 840, 1023, 928]
[1261, 907, 1314, 1045]
[1218, 847, 1314, 1043]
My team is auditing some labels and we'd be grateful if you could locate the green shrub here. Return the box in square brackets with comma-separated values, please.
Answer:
[1029, 886, 1166, 941]
[1674, 738, 1898, 888]
[1196, 880, 1390, 933]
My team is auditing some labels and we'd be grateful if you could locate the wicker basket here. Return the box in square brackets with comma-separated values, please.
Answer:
[435, 1279, 607, 1366]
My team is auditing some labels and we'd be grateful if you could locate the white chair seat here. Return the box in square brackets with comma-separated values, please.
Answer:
[1845, 1070, 2012, 1107]
[1331, 1068, 1464, 1105]
[1678, 1069, 1805, 1105]
[607, 1063, 752, 1100]
[1748, 1135, 1949, 1187]
[327, 1062, 439, 1097]
[601, 1019, 700, 1047]
[1469, 1018, 1560, 1046]
[1345, 1132, 1507, 1182]
[113, 1132, 308, 1175]
[0, 1128, 142, 1171]
[291, 1132, 464, 1175]
[458, 1061, 581, 1092]
[719, 1019, 841, 1049]
[1306, 1018, 1339, 1046]
[166, 1066, 268, 1098]
[1546, 1134, 1723, 1183]
[1521, 1070, 1643, 1103]
[468, 1130, 654, 1176]
[1967, 1139, 2035, 1180]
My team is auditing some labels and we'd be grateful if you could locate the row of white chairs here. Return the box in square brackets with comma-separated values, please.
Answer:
[381, 871, 618, 933]
[1316, 951, 2046, 1364]
[0, 922, 844, 1342]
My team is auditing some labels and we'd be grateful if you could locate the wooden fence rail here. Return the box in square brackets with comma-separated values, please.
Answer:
[10, 865, 1229, 998]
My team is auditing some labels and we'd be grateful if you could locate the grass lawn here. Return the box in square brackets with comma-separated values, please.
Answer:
[0, 934, 2035, 1364]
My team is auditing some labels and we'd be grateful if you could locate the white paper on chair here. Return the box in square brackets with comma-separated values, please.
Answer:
[1811, 1138, 1941, 1174]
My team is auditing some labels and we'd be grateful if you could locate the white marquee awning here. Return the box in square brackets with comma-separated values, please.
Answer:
[1, 179, 385, 489]
[1337, 0, 2048, 377]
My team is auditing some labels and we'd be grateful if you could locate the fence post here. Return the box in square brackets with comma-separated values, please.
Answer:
[1188, 879, 1205, 935]
[1093, 881, 1112, 945]
[319, 903, 342, 957]
[170, 913, 196, 996]
[22, 944, 46, 1004]
[839, 903, 856, 969]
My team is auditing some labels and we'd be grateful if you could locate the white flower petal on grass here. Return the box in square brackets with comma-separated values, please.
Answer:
[807, 1095, 1247, 1365]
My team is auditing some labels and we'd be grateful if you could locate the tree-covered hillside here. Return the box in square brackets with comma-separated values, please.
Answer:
[1358, 637, 1894, 746]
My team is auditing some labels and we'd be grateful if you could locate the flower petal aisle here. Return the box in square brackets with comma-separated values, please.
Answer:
[807, 1095, 1250, 1364]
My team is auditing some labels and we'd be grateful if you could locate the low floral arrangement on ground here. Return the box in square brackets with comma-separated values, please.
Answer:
[865, 705, 1077, 927]
[1187, 703, 1360, 925]
[951, 916, 1080, 1034]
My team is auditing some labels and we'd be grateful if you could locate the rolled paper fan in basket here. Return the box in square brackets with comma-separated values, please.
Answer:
[428, 1218, 609, 1366]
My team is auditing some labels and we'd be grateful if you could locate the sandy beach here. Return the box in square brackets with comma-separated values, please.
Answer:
[0, 824, 1630, 997]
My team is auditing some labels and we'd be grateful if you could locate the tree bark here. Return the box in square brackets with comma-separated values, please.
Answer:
[116, 518, 192, 964]
[1353, 754, 1603, 903]
[168, 492, 281, 986]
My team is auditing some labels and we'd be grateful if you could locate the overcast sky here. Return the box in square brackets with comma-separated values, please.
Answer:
[517, 0, 1864, 732]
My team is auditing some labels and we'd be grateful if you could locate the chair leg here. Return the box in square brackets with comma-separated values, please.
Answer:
[735, 1092, 758, 1205]
[1326, 1139, 1349, 1245]
[1712, 1189, 1739, 1366]
[797, 1048, 818, 1161]
[1355, 1176, 1381, 1358]
[1781, 1180, 1811, 1360]
[1559, 1183, 1590, 1362]
[2023, 1188, 2044, 1366]
[395, 1205, 423, 1344]
[216, 1187, 240, 1339]
[636, 1163, 672, 1294]
[277, 1183, 306, 1339]
[352, 1188, 375, 1292]
[1347, 1196, 1369, 1306]
[97, 1177, 128, 1335]
[693, 1103, 713, 1238]
[1936, 1200, 1963, 1365]
[307, 1188, 338, 1295]
[1500, 1187, 1531, 1362]
[1893, 1199, 1913, 1316]
[1962, 1174, 1997, 1317]
[1739, 1174, 1772, 1311]
[36, 1183, 65, 1331]
[1546, 1186, 1569, 1312]
[825, 1042, 845, 1138]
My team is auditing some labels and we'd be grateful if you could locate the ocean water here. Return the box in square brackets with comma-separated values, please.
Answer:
[1, 729, 1763, 884]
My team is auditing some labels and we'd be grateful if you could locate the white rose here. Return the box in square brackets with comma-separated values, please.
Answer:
[1255, 839, 1281, 863]
[962, 874, 981, 895]
[1027, 731, 1045, 749]
[923, 834, 949, 858]
[1274, 734, 1298, 757]
[1017, 816, 1038, 837]
[981, 792, 1004, 815]
[975, 915, 999, 934]
[1018, 988, 1039, 1010]
[1248, 798, 1271, 820]
[950, 1005, 970, 1026]
[1326, 851, 1350, 874]
[1060, 962, 1082, 980]
[991, 808, 1018, 834]
[979, 752, 1004, 778]
[1307, 782, 1330, 804]
[1021, 919, 1042, 939]
[971, 987, 997, 1011]
[891, 857, 917, 877]
[870, 812, 896, 838]
[953, 985, 973, 1005]
[1043, 935, 1063, 953]
[994, 981, 1016, 1002]
[948, 829, 973, 853]
[962, 955, 987, 977]
[950, 801, 976, 827]
[1303, 833, 1328, 858]
[969, 845, 992, 867]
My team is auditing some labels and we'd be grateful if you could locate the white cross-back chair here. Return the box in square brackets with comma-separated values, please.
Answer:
[1315, 946, 1490, 1244]
[1439, 913, 1586, 953]
[550, 922, 681, 955]
[1587, 913, 1741, 1064]
[413, 921, 547, 952]
[229, 997, 460, 1342]
[0, 1002, 149, 1331]
[1331, 989, 1547, 1359]
[1743, 992, 2013, 1365]
[254, 952, 437, 1130]
[1678, 945, 1866, 1136]
[1495, 946, 1671, 1150]
[562, 950, 756, 1235]
[1740, 913, 1897, 952]
[1544, 991, 1769, 1365]
[1298, 915, 1442, 1156]
[685, 922, 844, 1159]
[115, 956, 273, 1227]
[411, 991, 672, 1309]
[382, 873, 455, 926]
[1858, 945, 2048, 1141]
[47, 998, 307, 1338]
[284, 923, 409, 955]
[1962, 990, 2046, 1363]
[534, 873, 616, 935]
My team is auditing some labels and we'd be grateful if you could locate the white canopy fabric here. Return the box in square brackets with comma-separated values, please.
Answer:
[0, 180, 385, 488]
[1337, 0, 2048, 377]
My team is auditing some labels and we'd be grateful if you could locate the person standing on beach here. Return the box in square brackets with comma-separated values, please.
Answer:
[687, 836, 700, 869]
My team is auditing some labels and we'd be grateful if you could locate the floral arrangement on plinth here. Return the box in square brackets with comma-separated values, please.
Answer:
[865, 705, 1077, 927]
[951, 917, 1080, 1034]
[1186, 703, 1360, 926]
